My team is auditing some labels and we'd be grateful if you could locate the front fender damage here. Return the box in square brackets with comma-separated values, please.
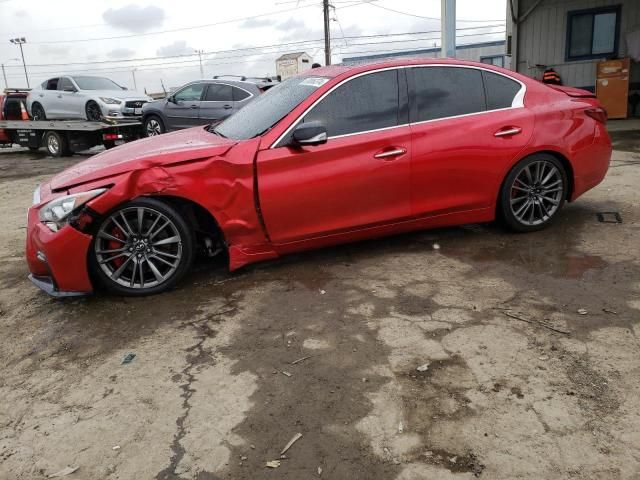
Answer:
[86, 141, 278, 273]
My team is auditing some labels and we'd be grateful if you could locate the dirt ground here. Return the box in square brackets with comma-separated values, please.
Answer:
[0, 133, 639, 480]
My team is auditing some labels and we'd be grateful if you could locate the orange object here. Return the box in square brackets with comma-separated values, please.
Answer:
[20, 100, 29, 120]
[596, 58, 630, 119]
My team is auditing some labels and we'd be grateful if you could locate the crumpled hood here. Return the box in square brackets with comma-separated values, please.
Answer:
[50, 127, 236, 191]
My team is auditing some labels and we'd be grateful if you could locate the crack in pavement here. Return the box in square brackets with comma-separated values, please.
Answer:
[156, 301, 238, 480]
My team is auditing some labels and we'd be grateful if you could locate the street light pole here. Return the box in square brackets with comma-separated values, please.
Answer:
[9, 37, 29, 88]
[131, 69, 138, 90]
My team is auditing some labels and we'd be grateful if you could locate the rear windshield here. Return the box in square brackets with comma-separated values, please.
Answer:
[214, 76, 329, 140]
[72, 76, 122, 91]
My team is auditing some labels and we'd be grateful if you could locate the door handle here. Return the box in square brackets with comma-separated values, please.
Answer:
[374, 147, 407, 159]
[57, 95, 62, 98]
[494, 126, 522, 137]
[223, 105, 232, 109]
[189, 104, 198, 109]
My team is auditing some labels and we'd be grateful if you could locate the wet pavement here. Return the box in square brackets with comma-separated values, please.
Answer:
[0, 140, 639, 479]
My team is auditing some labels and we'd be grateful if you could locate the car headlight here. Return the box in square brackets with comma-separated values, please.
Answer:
[99, 97, 122, 105]
[38, 188, 107, 232]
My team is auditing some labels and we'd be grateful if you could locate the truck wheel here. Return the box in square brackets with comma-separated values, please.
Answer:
[44, 131, 71, 157]
[144, 115, 165, 137]
[86, 101, 103, 121]
[31, 103, 46, 120]
[89, 198, 195, 296]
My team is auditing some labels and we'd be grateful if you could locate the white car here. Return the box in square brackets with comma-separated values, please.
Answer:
[27, 75, 152, 121]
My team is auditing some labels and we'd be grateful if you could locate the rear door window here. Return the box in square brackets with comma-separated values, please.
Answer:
[232, 87, 251, 101]
[58, 77, 74, 91]
[46, 78, 59, 90]
[482, 71, 521, 110]
[301, 69, 400, 137]
[204, 83, 233, 102]
[409, 67, 485, 122]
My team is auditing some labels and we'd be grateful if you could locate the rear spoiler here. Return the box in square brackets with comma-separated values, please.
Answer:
[546, 84, 596, 98]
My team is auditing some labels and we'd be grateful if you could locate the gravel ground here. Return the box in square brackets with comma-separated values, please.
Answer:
[0, 135, 638, 480]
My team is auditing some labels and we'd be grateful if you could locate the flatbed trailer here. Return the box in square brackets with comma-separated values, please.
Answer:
[0, 119, 142, 157]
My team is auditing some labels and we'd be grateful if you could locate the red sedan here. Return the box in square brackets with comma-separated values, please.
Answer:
[25, 58, 612, 296]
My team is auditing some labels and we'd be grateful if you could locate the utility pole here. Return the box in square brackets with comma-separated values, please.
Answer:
[1, 64, 7, 89]
[131, 68, 137, 90]
[323, 0, 331, 65]
[441, 0, 456, 58]
[9, 37, 29, 88]
[196, 49, 204, 77]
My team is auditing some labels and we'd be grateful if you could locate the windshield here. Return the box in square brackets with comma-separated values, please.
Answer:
[72, 76, 123, 91]
[214, 76, 329, 140]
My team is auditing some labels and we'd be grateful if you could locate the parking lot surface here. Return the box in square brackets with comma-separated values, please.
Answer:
[1, 135, 639, 479]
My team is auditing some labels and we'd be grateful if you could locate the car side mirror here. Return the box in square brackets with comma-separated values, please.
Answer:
[292, 121, 327, 147]
[63, 86, 77, 92]
[167, 95, 177, 104]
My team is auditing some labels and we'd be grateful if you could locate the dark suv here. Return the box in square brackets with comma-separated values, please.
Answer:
[141, 78, 274, 136]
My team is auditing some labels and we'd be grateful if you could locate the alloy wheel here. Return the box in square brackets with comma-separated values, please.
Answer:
[146, 118, 162, 136]
[86, 102, 103, 121]
[46, 134, 60, 156]
[509, 160, 564, 226]
[94, 206, 183, 289]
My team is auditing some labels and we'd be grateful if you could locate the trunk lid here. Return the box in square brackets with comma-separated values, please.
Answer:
[546, 84, 596, 98]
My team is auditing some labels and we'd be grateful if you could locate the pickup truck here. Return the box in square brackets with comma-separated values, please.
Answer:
[24, 59, 611, 297]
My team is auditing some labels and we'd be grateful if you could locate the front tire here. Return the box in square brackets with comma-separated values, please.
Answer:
[499, 153, 568, 232]
[86, 101, 103, 121]
[89, 198, 195, 296]
[144, 115, 165, 137]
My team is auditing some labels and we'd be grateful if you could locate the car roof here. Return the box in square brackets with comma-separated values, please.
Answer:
[300, 57, 532, 84]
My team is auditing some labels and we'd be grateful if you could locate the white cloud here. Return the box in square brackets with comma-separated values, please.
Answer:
[156, 40, 194, 57]
[102, 4, 165, 33]
[240, 17, 276, 29]
[107, 48, 136, 59]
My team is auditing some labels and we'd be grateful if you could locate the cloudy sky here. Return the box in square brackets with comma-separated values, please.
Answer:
[1, 0, 506, 93]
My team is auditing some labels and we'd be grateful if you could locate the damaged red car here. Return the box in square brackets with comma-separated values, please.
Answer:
[26, 58, 612, 297]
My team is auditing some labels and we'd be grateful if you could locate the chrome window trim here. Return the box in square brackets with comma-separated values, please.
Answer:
[270, 64, 527, 149]
[200, 82, 254, 103]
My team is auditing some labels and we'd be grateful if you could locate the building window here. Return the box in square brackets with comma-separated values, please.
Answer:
[566, 6, 620, 61]
[480, 55, 505, 68]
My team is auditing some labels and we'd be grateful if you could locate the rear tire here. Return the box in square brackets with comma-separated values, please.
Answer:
[144, 115, 165, 137]
[89, 198, 195, 296]
[499, 153, 568, 232]
[31, 103, 46, 120]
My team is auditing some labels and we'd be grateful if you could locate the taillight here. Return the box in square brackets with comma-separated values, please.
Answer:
[585, 107, 607, 124]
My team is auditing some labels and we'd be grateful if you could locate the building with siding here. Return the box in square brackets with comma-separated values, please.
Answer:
[507, 0, 640, 90]
[342, 40, 506, 66]
[276, 52, 313, 80]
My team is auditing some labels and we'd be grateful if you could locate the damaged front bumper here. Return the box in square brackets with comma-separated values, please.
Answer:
[25, 207, 94, 297]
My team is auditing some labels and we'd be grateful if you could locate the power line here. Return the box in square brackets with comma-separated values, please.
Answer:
[340, 0, 505, 22]
[2, 25, 504, 69]
[25, 1, 373, 45]
[4, 30, 506, 79]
